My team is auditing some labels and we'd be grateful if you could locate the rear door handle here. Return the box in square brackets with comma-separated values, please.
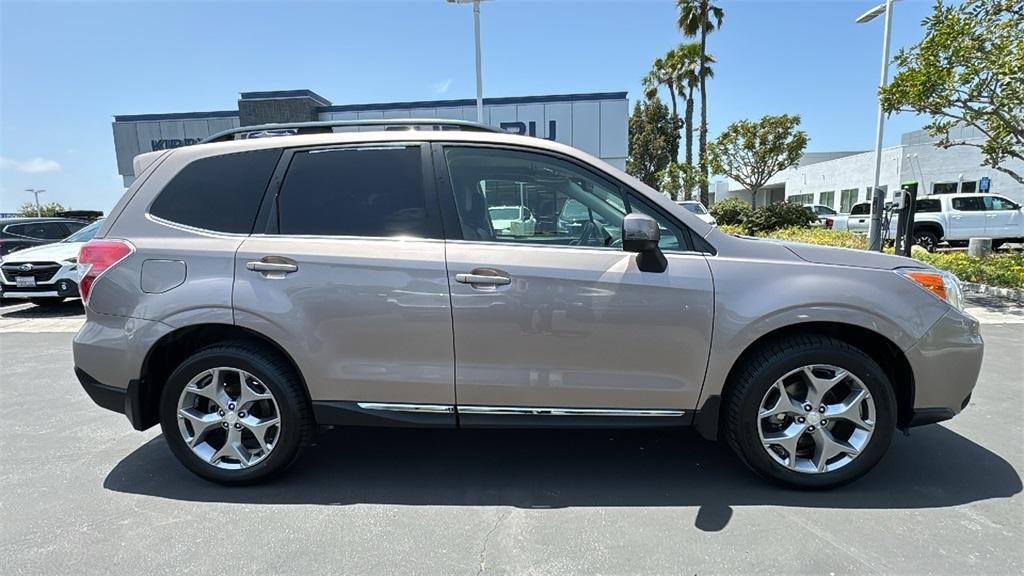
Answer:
[455, 269, 511, 286]
[246, 258, 298, 277]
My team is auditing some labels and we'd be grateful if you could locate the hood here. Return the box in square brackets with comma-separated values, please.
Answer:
[2, 241, 82, 263]
[781, 241, 925, 271]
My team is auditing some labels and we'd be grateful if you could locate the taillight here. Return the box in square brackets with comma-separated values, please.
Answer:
[78, 239, 133, 304]
[824, 218, 834, 229]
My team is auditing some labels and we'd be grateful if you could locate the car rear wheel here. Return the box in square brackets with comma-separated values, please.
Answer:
[913, 229, 939, 252]
[724, 334, 896, 489]
[159, 342, 313, 484]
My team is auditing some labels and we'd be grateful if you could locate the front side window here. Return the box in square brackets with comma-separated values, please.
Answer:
[150, 149, 281, 234]
[443, 146, 687, 251]
[984, 196, 1020, 211]
[952, 197, 984, 211]
[277, 146, 428, 237]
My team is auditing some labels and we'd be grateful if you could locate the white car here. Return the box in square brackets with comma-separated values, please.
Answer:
[804, 203, 839, 227]
[489, 205, 536, 236]
[676, 201, 716, 226]
[0, 219, 103, 306]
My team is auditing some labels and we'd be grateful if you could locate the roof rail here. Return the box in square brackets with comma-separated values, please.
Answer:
[201, 118, 505, 144]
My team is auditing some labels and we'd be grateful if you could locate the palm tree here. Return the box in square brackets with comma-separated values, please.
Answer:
[642, 53, 680, 119]
[677, 0, 724, 206]
[675, 43, 715, 186]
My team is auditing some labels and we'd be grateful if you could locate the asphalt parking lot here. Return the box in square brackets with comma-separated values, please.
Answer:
[0, 299, 1021, 575]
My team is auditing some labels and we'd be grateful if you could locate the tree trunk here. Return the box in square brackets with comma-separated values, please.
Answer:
[698, 28, 710, 207]
[685, 88, 694, 168]
[751, 188, 758, 210]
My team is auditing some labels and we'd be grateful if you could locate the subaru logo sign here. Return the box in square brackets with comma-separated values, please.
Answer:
[18, 263, 33, 272]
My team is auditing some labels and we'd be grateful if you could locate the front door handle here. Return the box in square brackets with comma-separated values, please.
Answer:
[456, 268, 511, 286]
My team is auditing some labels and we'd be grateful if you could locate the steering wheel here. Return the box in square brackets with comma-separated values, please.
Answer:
[570, 220, 614, 247]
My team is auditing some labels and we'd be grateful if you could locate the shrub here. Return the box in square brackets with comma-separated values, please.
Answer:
[764, 227, 869, 250]
[709, 197, 753, 226]
[913, 251, 1024, 289]
[744, 202, 817, 234]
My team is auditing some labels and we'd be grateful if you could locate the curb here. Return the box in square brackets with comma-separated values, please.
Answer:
[962, 282, 1024, 304]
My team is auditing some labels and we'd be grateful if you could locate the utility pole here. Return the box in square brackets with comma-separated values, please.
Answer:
[857, 0, 898, 252]
[25, 188, 46, 216]
[447, 0, 491, 124]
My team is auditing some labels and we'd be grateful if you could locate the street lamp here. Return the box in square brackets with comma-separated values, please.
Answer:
[857, 0, 899, 252]
[25, 188, 46, 217]
[446, 0, 492, 124]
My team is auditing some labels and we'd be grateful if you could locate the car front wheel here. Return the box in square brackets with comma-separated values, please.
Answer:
[159, 342, 313, 484]
[725, 334, 896, 489]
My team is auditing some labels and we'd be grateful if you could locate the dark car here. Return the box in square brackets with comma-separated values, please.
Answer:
[0, 218, 89, 257]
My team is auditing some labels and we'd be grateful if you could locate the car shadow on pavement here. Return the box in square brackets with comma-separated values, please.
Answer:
[104, 424, 1020, 532]
[0, 300, 84, 318]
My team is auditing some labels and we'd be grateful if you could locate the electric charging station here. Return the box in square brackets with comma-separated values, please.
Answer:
[892, 181, 919, 256]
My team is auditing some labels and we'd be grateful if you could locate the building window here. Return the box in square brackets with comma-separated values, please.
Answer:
[819, 191, 835, 209]
[788, 193, 813, 205]
[933, 182, 958, 194]
[961, 181, 977, 193]
[840, 188, 859, 213]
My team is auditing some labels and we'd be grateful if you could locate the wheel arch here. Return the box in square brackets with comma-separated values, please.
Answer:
[696, 321, 915, 440]
[133, 323, 311, 430]
[913, 220, 944, 238]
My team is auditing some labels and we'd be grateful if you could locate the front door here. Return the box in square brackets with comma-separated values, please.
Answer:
[437, 145, 714, 414]
[233, 143, 456, 410]
[983, 195, 1023, 238]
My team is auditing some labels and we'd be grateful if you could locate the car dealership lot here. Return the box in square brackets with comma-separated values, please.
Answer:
[0, 300, 1021, 575]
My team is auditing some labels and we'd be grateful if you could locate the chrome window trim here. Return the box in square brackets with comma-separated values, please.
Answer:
[356, 402, 455, 414]
[457, 406, 685, 417]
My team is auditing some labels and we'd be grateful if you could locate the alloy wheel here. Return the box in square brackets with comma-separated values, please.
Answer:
[176, 367, 281, 470]
[757, 364, 876, 474]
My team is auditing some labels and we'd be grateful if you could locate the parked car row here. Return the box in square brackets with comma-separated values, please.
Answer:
[822, 193, 1024, 251]
[0, 217, 103, 305]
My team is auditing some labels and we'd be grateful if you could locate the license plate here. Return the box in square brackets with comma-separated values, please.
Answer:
[15, 276, 36, 288]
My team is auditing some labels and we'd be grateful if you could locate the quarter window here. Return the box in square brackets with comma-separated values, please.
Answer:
[150, 149, 281, 234]
[277, 146, 428, 237]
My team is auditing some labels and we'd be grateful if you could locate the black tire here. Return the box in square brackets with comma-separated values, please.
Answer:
[991, 240, 1005, 251]
[30, 297, 65, 307]
[159, 341, 314, 485]
[724, 334, 896, 489]
[913, 229, 939, 252]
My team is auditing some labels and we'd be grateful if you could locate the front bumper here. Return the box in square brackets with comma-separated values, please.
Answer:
[904, 308, 984, 426]
[0, 262, 81, 299]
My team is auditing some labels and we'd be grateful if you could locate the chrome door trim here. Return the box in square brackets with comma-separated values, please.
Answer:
[457, 406, 686, 417]
[356, 402, 455, 414]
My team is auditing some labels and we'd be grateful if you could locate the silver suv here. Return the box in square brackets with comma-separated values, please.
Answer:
[73, 121, 983, 488]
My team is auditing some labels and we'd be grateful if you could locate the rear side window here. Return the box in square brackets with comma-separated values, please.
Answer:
[850, 203, 870, 215]
[951, 197, 984, 211]
[5, 222, 68, 240]
[149, 149, 281, 234]
[277, 146, 428, 237]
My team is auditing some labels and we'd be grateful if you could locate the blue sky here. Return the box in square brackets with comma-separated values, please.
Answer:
[0, 0, 943, 213]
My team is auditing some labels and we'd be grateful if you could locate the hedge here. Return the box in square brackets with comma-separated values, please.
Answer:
[714, 225, 1024, 289]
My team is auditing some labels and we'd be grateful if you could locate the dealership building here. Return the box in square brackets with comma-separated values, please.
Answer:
[112, 88, 629, 187]
[717, 125, 1024, 210]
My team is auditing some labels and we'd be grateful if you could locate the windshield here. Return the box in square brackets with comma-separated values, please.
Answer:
[61, 220, 103, 243]
[681, 203, 708, 215]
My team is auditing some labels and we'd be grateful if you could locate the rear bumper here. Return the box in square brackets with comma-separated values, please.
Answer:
[905, 308, 984, 426]
[75, 368, 152, 431]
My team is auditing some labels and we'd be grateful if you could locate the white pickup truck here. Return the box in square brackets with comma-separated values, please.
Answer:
[826, 193, 1023, 251]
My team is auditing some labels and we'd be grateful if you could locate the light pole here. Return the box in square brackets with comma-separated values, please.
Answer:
[446, 0, 491, 124]
[25, 188, 46, 216]
[856, 0, 898, 252]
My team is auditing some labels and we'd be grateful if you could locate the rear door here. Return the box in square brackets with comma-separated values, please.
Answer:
[233, 143, 456, 411]
[949, 196, 987, 239]
[437, 144, 714, 417]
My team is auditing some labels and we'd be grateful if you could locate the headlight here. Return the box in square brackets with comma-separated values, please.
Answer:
[896, 267, 964, 311]
[63, 257, 78, 265]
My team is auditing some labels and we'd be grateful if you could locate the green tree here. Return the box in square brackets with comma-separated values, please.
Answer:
[658, 162, 683, 200]
[627, 97, 679, 189]
[677, 0, 724, 206]
[642, 49, 685, 157]
[708, 114, 808, 209]
[879, 0, 1024, 184]
[15, 201, 68, 217]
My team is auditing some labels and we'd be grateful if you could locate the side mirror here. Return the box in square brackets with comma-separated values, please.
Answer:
[622, 213, 667, 273]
